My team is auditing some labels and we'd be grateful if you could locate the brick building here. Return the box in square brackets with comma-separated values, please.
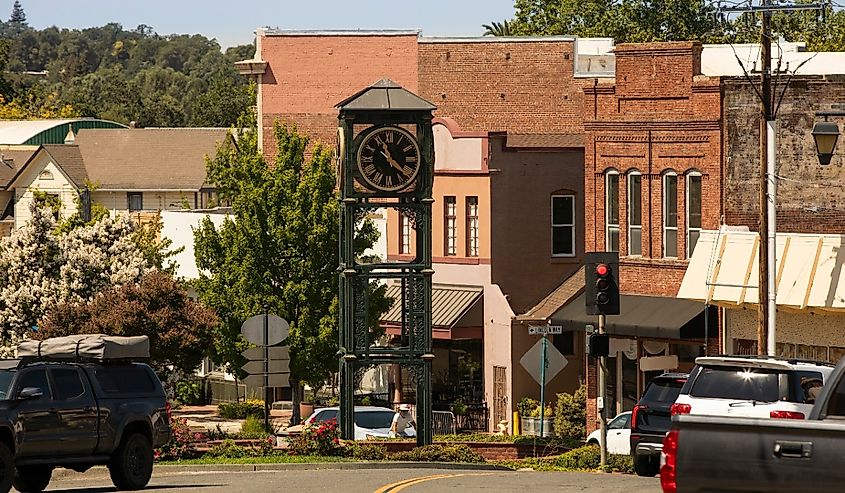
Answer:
[253, 30, 590, 430]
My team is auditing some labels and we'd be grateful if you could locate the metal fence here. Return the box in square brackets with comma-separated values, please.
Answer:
[432, 410, 456, 435]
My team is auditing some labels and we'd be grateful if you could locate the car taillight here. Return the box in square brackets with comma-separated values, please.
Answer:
[770, 410, 805, 419]
[660, 429, 679, 493]
[631, 404, 645, 431]
[671, 403, 691, 416]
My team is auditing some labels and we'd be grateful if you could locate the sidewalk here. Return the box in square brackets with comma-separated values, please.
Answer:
[173, 405, 294, 434]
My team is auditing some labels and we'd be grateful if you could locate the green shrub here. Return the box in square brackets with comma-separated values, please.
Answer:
[175, 379, 206, 406]
[288, 419, 343, 457]
[602, 454, 635, 474]
[517, 397, 538, 417]
[391, 444, 485, 463]
[360, 396, 372, 406]
[207, 439, 249, 458]
[530, 404, 554, 418]
[218, 399, 265, 419]
[348, 443, 388, 460]
[435, 433, 512, 443]
[553, 445, 600, 470]
[239, 415, 267, 438]
[554, 385, 586, 441]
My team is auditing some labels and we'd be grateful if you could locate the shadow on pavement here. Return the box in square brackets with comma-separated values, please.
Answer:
[45, 484, 223, 493]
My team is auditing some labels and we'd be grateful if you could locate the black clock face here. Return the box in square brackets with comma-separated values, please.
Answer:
[356, 126, 421, 192]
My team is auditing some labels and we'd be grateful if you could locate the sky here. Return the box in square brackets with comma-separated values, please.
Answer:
[12, 0, 517, 48]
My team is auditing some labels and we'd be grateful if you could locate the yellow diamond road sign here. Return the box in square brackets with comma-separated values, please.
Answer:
[519, 339, 568, 386]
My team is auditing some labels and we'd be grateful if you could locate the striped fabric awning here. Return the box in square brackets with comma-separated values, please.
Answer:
[381, 283, 483, 328]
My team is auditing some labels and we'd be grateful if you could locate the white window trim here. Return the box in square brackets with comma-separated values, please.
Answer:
[399, 212, 411, 255]
[663, 172, 678, 258]
[444, 196, 457, 256]
[466, 197, 479, 257]
[686, 172, 702, 258]
[605, 171, 620, 252]
[551, 194, 576, 257]
[627, 171, 642, 257]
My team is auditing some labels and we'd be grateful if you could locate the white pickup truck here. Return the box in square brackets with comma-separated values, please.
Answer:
[671, 356, 834, 419]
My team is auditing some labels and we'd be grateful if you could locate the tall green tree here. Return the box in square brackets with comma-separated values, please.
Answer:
[8, 1, 26, 26]
[482, 20, 514, 36]
[194, 114, 389, 418]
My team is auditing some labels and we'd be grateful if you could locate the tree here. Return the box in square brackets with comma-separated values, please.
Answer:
[8, 1, 26, 28]
[0, 203, 151, 353]
[36, 271, 218, 376]
[482, 20, 514, 36]
[194, 114, 390, 419]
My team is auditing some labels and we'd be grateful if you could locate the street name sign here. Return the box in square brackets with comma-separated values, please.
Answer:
[528, 325, 563, 335]
[242, 346, 289, 361]
[242, 359, 290, 375]
[241, 314, 290, 346]
[244, 373, 289, 387]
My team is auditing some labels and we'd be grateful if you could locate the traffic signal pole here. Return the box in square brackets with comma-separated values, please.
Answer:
[598, 313, 607, 468]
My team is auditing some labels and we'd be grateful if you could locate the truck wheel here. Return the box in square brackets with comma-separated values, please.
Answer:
[109, 432, 154, 491]
[0, 442, 13, 493]
[13, 465, 52, 492]
[634, 453, 659, 477]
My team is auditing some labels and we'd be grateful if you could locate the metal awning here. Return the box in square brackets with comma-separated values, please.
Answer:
[335, 79, 437, 111]
[550, 293, 705, 339]
[381, 283, 483, 329]
[678, 230, 845, 312]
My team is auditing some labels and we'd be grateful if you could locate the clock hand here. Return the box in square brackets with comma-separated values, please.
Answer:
[380, 147, 404, 173]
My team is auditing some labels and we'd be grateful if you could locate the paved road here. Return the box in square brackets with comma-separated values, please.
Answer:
[42, 467, 660, 493]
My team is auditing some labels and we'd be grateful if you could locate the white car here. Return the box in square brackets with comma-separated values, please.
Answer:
[672, 356, 835, 419]
[303, 406, 395, 440]
[586, 411, 631, 455]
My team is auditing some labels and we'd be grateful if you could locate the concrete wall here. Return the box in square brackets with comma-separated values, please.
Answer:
[160, 209, 230, 280]
[723, 75, 845, 233]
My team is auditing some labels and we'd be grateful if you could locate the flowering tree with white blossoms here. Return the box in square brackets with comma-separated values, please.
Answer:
[0, 203, 151, 354]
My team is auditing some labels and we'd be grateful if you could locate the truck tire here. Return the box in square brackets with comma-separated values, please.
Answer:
[634, 452, 659, 477]
[0, 442, 13, 493]
[109, 432, 154, 491]
[13, 465, 52, 492]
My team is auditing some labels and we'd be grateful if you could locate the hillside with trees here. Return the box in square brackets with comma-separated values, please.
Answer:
[0, 1, 254, 127]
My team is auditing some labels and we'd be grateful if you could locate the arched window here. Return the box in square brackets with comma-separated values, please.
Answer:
[663, 171, 678, 258]
[627, 171, 642, 256]
[605, 170, 619, 252]
[39, 170, 54, 180]
[687, 172, 702, 257]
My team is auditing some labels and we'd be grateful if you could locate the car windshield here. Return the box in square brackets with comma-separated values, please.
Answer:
[642, 378, 685, 403]
[691, 367, 781, 402]
[354, 411, 395, 429]
[0, 370, 14, 400]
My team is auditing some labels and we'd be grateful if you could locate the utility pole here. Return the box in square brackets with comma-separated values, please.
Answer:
[598, 314, 607, 467]
[718, 0, 826, 356]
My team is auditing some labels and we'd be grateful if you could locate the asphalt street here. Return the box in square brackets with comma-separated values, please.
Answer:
[40, 467, 660, 493]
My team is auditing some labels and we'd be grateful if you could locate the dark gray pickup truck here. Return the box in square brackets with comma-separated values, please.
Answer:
[662, 356, 845, 493]
[0, 359, 170, 493]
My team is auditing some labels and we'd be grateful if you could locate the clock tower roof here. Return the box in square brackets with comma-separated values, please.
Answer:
[336, 79, 436, 112]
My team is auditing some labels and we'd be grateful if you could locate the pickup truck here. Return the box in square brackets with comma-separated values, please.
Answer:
[662, 356, 845, 493]
[0, 359, 170, 493]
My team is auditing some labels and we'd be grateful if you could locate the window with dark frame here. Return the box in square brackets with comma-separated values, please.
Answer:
[663, 173, 678, 258]
[399, 212, 411, 255]
[553, 332, 575, 356]
[628, 172, 642, 256]
[127, 192, 143, 212]
[444, 196, 457, 256]
[687, 173, 702, 258]
[606, 172, 619, 252]
[466, 196, 479, 257]
[551, 195, 575, 257]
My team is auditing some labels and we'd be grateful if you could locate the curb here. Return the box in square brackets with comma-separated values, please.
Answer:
[52, 461, 511, 480]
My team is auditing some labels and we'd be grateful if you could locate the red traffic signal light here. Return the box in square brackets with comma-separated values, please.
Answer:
[596, 263, 609, 276]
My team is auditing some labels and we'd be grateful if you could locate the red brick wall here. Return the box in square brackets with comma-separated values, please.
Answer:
[259, 33, 420, 157]
[723, 75, 845, 233]
[583, 42, 722, 296]
[418, 40, 588, 134]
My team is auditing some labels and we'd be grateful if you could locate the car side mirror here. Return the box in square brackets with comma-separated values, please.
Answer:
[17, 387, 43, 400]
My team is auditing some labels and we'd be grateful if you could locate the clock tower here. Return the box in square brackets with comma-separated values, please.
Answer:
[335, 80, 436, 445]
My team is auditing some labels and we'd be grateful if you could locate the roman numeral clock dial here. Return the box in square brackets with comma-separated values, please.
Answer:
[356, 126, 421, 192]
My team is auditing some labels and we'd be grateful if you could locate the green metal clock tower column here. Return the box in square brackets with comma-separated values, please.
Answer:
[336, 80, 436, 446]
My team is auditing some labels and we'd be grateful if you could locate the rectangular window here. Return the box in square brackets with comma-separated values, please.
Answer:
[94, 366, 157, 395]
[399, 212, 411, 255]
[552, 195, 575, 257]
[552, 332, 575, 356]
[51, 368, 85, 400]
[466, 196, 479, 257]
[628, 173, 642, 256]
[127, 192, 143, 212]
[663, 174, 678, 258]
[444, 196, 457, 256]
[687, 174, 702, 258]
[606, 173, 619, 252]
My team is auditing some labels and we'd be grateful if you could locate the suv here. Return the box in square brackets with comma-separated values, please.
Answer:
[673, 355, 835, 420]
[630, 372, 688, 477]
[0, 359, 169, 493]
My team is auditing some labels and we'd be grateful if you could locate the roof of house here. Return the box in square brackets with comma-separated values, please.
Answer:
[516, 266, 585, 323]
[72, 128, 229, 190]
[0, 148, 37, 188]
[0, 119, 126, 145]
[505, 133, 585, 149]
[41, 145, 87, 187]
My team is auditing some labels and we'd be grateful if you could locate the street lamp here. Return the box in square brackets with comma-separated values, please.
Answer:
[812, 121, 840, 165]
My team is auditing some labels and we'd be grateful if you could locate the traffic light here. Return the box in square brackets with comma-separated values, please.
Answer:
[588, 333, 610, 358]
[585, 252, 620, 315]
